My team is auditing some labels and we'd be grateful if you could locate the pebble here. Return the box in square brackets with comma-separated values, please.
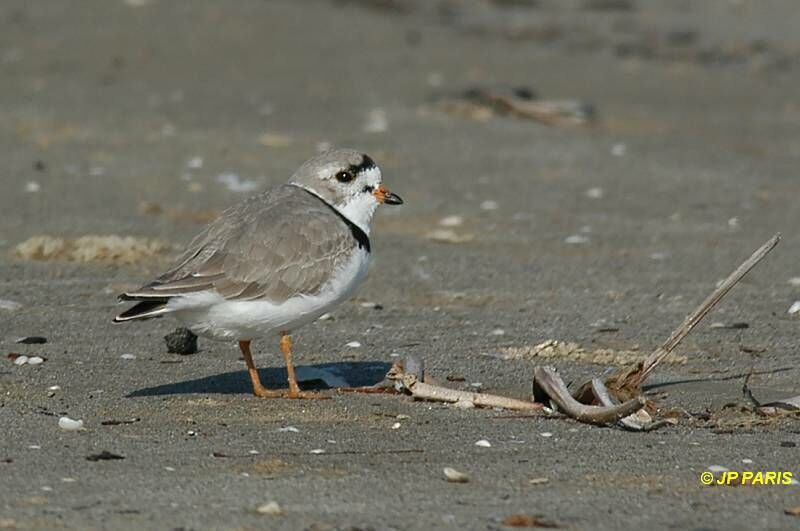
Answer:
[216, 172, 259, 193]
[540, 432, 553, 438]
[249, 450, 260, 455]
[742, 458, 753, 464]
[490, 328, 505, 336]
[278, 426, 299, 433]
[48, 385, 61, 391]
[396, 414, 410, 420]
[121, 354, 137, 360]
[345, 341, 362, 348]
[257, 132, 293, 148]
[309, 449, 325, 455]
[439, 215, 464, 227]
[443, 467, 470, 483]
[256, 501, 283, 515]
[479, 200, 499, 211]
[164, 327, 198, 355]
[164, 466, 175, 472]
[425, 229, 474, 244]
[529, 477, 549, 485]
[318, 313, 333, 321]
[788, 301, 800, 315]
[14, 356, 29, 366]
[25, 181, 41, 193]
[564, 234, 589, 244]
[474, 439, 491, 448]
[391, 422, 401, 430]
[58, 417, 84, 431]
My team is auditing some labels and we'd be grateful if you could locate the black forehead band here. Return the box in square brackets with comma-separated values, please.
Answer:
[348, 154, 376, 175]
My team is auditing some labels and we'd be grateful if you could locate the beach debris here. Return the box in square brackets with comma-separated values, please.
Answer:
[611, 143, 627, 157]
[439, 215, 464, 227]
[15, 235, 173, 265]
[0, 299, 22, 311]
[11, 355, 29, 366]
[501, 514, 561, 528]
[27, 356, 45, 366]
[493, 340, 686, 367]
[345, 341, 362, 348]
[86, 450, 124, 461]
[16, 336, 47, 344]
[564, 234, 589, 244]
[309, 449, 325, 455]
[585, 187, 604, 199]
[164, 327, 198, 354]
[216, 172, 259, 193]
[709, 321, 749, 329]
[480, 200, 499, 211]
[785, 506, 800, 517]
[443, 467, 470, 483]
[25, 181, 41, 193]
[742, 370, 800, 416]
[451, 85, 595, 127]
[788, 301, 800, 315]
[58, 417, 84, 431]
[256, 501, 283, 515]
[425, 229, 474, 244]
[528, 477, 549, 485]
[474, 439, 492, 448]
[788, 277, 800, 287]
[120, 354, 136, 360]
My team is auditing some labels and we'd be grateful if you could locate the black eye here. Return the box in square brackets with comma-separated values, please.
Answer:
[335, 170, 355, 183]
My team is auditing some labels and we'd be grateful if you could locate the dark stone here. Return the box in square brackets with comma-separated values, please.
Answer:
[164, 328, 198, 355]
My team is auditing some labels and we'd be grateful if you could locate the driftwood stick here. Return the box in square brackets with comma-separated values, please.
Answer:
[401, 375, 543, 411]
[635, 233, 780, 386]
[534, 367, 646, 425]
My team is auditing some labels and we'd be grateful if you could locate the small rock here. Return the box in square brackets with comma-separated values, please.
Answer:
[256, 501, 283, 515]
[528, 477, 549, 485]
[318, 313, 333, 321]
[58, 417, 84, 431]
[363, 108, 388, 133]
[345, 341, 362, 348]
[277, 426, 299, 433]
[540, 432, 553, 438]
[789, 301, 800, 315]
[391, 422, 401, 430]
[443, 467, 470, 483]
[474, 439, 491, 448]
[25, 181, 41, 193]
[164, 327, 198, 354]
[490, 328, 505, 336]
[120, 354, 136, 360]
[48, 385, 61, 391]
[13, 355, 29, 366]
[309, 449, 325, 455]
[186, 157, 203, 169]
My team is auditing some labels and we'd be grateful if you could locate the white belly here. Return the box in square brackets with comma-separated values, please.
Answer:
[168, 248, 370, 341]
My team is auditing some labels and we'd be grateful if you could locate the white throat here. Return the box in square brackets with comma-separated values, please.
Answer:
[291, 184, 379, 235]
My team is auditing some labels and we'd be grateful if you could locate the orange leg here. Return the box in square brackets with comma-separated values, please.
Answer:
[239, 340, 282, 398]
[279, 333, 327, 400]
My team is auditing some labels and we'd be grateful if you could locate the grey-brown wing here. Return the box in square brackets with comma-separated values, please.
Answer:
[124, 185, 362, 302]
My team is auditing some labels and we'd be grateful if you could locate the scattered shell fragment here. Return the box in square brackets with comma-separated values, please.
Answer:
[309, 449, 325, 455]
[495, 339, 687, 366]
[479, 200, 499, 211]
[788, 301, 800, 315]
[216, 172, 259, 193]
[256, 501, 283, 515]
[318, 313, 333, 321]
[25, 181, 41, 193]
[0, 299, 22, 311]
[391, 422, 401, 430]
[14, 356, 29, 366]
[277, 426, 299, 433]
[439, 215, 464, 227]
[186, 157, 203, 169]
[48, 385, 61, 391]
[363, 108, 388, 133]
[540, 432, 553, 438]
[474, 439, 491, 448]
[788, 277, 800, 287]
[396, 414, 410, 420]
[27, 356, 44, 365]
[611, 143, 627, 156]
[453, 399, 475, 409]
[564, 234, 589, 244]
[443, 467, 470, 483]
[425, 229, 474, 244]
[585, 187, 604, 199]
[528, 477, 549, 485]
[120, 354, 136, 360]
[345, 341, 362, 348]
[490, 328, 505, 336]
[58, 417, 84, 431]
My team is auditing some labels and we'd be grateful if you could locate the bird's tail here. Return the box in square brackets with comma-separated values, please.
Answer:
[113, 294, 172, 322]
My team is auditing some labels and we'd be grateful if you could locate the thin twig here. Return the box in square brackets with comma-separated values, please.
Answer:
[533, 367, 646, 425]
[402, 375, 544, 411]
[635, 233, 780, 386]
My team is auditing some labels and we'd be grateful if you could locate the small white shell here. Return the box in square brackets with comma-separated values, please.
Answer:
[474, 439, 491, 448]
[345, 341, 362, 348]
[58, 417, 84, 431]
[256, 501, 282, 515]
[443, 467, 470, 483]
[13, 356, 29, 366]
[27, 356, 44, 365]
[788, 301, 800, 315]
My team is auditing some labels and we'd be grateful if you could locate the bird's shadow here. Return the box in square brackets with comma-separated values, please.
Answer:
[128, 361, 392, 397]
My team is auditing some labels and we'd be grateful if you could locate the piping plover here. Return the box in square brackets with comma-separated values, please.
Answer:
[114, 149, 402, 398]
